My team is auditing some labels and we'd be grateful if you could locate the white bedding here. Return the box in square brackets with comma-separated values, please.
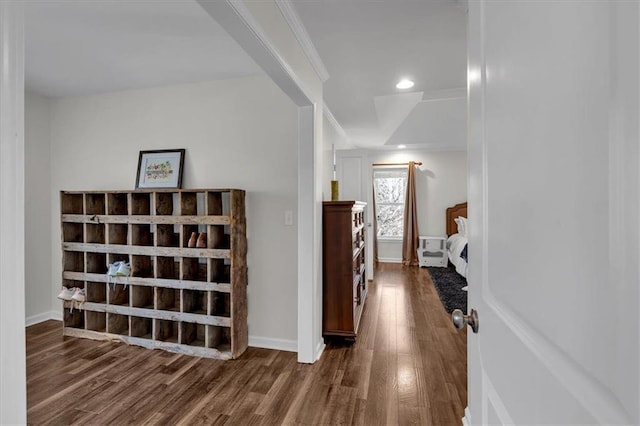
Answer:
[447, 233, 468, 278]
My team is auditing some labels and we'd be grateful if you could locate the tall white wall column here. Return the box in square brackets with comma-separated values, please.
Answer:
[0, 1, 26, 423]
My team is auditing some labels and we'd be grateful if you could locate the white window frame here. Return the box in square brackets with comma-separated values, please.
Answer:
[373, 167, 407, 241]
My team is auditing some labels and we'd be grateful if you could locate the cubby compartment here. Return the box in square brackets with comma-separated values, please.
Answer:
[85, 193, 105, 215]
[156, 287, 179, 311]
[180, 191, 198, 215]
[208, 225, 228, 249]
[156, 256, 179, 280]
[155, 192, 175, 215]
[108, 313, 129, 336]
[85, 223, 105, 244]
[131, 286, 154, 309]
[131, 224, 152, 246]
[108, 253, 129, 265]
[61, 193, 84, 214]
[107, 193, 128, 215]
[62, 222, 83, 243]
[181, 322, 206, 347]
[63, 308, 85, 329]
[182, 257, 207, 282]
[183, 290, 207, 314]
[206, 191, 223, 215]
[131, 255, 153, 278]
[207, 326, 231, 352]
[108, 284, 130, 306]
[209, 259, 230, 283]
[181, 224, 200, 248]
[131, 193, 151, 215]
[155, 319, 178, 343]
[63, 251, 84, 272]
[86, 311, 106, 332]
[156, 224, 178, 247]
[107, 223, 128, 245]
[131, 316, 152, 339]
[86, 281, 106, 303]
[209, 291, 230, 318]
[62, 279, 83, 291]
[86, 252, 107, 274]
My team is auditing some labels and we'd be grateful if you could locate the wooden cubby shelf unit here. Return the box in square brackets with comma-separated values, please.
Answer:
[60, 189, 247, 360]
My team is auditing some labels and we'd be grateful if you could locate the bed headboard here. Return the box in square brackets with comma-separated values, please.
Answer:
[446, 202, 468, 237]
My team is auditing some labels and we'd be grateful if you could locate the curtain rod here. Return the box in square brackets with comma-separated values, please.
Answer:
[372, 161, 422, 166]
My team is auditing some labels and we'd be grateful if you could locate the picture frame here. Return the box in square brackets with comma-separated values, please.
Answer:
[135, 149, 185, 189]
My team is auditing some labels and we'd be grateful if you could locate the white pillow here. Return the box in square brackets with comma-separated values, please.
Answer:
[456, 216, 468, 237]
[454, 217, 464, 235]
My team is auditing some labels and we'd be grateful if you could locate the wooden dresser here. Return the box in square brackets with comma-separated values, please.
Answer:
[322, 201, 367, 338]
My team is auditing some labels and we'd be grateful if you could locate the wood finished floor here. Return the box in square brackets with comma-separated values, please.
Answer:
[27, 263, 466, 425]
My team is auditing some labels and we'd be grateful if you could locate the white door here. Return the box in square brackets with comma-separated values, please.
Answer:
[467, 1, 639, 424]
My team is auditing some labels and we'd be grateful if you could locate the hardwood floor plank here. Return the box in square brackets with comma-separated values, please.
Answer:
[278, 368, 316, 425]
[257, 369, 315, 425]
[340, 348, 373, 399]
[317, 385, 358, 425]
[27, 264, 467, 425]
[164, 363, 244, 424]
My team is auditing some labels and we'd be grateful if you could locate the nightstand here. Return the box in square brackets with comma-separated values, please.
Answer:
[417, 236, 447, 267]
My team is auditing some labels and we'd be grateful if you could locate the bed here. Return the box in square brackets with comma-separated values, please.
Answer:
[446, 202, 468, 278]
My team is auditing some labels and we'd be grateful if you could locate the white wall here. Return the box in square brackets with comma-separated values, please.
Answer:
[322, 112, 351, 200]
[48, 75, 300, 346]
[0, 3, 26, 422]
[25, 93, 53, 323]
[339, 148, 467, 262]
[198, 0, 326, 362]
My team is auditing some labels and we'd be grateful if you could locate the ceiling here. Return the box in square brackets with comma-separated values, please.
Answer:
[25, 1, 262, 98]
[292, 0, 467, 150]
[24, 0, 467, 151]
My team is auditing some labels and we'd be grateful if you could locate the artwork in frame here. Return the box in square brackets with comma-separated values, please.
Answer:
[135, 149, 185, 189]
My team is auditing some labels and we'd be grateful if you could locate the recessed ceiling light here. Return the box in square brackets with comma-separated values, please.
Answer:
[396, 79, 414, 89]
[398, 144, 406, 149]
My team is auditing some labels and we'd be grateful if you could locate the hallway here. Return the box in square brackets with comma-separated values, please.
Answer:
[27, 264, 466, 425]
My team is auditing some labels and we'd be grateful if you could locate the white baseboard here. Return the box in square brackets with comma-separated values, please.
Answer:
[314, 339, 326, 361]
[462, 406, 471, 426]
[25, 310, 61, 327]
[249, 335, 297, 353]
[377, 258, 402, 264]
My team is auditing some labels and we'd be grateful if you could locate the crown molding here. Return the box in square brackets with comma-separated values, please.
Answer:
[198, 0, 315, 105]
[323, 101, 352, 147]
[275, 0, 330, 83]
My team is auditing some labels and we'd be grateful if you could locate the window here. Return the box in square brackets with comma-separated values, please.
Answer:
[374, 168, 407, 238]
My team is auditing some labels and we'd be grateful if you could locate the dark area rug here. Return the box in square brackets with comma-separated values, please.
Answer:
[426, 264, 467, 313]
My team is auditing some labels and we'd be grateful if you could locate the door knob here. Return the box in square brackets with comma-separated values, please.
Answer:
[452, 308, 479, 333]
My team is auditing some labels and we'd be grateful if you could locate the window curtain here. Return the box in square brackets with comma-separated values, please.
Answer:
[402, 161, 420, 266]
[372, 181, 378, 264]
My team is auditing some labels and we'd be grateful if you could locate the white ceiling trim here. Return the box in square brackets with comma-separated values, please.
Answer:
[198, 0, 313, 105]
[323, 101, 352, 148]
[275, 0, 330, 83]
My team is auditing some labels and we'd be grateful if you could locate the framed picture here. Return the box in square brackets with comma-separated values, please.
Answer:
[135, 149, 185, 189]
